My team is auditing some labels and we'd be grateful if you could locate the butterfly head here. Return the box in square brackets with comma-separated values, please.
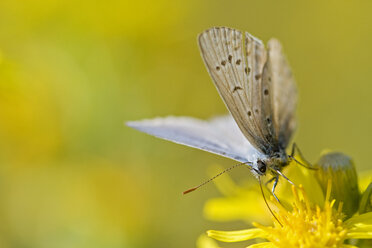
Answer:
[256, 151, 289, 176]
[256, 160, 267, 176]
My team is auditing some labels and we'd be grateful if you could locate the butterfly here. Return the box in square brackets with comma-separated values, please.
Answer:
[127, 27, 301, 199]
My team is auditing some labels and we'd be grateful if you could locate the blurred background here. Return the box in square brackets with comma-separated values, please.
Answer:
[0, 0, 371, 247]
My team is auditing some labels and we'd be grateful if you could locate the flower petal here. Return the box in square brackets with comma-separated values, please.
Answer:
[197, 234, 220, 248]
[345, 212, 372, 226]
[346, 231, 372, 239]
[345, 213, 372, 239]
[204, 196, 269, 222]
[246, 242, 276, 248]
[359, 182, 372, 214]
[207, 228, 268, 242]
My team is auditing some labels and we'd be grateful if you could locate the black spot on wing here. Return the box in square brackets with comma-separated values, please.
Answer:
[232, 86, 243, 93]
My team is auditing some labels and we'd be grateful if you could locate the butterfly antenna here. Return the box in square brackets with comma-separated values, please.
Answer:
[259, 177, 283, 227]
[182, 161, 251, 195]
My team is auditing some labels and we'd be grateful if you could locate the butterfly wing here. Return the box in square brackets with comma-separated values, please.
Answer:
[198, 27, 277, 155]
[264, 39, 297, 149]
[126, 115, 264, 163]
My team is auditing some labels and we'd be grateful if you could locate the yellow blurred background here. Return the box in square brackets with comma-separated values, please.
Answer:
[0, 0, 371, 247]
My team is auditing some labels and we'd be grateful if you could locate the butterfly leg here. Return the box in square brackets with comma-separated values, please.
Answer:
[289, 143, 316, 170]
[265, 176, 276, 187]
[271, 175, 280, 203]
[274, 169, 295, 186]
[290, 142, 296, 157]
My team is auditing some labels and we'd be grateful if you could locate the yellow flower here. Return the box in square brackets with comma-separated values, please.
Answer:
[208, 183, 372, 248]
[201, 152, 372, 248]
[203, 157, 324, 225]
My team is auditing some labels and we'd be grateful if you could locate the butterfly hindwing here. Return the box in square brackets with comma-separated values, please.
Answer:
[265, 38, 297, 149]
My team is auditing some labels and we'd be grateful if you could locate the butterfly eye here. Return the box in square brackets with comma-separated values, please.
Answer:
[258, 160, 267, 174]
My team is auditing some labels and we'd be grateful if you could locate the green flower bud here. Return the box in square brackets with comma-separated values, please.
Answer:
[315, 152, 360, 218]
[359, 183, 372, 214]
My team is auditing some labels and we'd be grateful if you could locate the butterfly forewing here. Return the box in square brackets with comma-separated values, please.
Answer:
[266, 39, 297, 148]
[198, 27, 277, 154]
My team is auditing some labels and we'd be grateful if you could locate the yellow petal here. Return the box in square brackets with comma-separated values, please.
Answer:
[342, 245, 359, 248]
[346, 231, 372, 239]
[207, 228, 268, 242]
[359, 182, 372, 214]
[345, 212, 372, 227]
[346, 213, 372, 239]
[197, 234, 220, 248]
[246, 242, 276, 248]
[204, 196, 269, 222]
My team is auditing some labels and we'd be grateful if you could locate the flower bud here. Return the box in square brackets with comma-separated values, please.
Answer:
[359, 183, 372, 214]
[315, 152, 360, 217]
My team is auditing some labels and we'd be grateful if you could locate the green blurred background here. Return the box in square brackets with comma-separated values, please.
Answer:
[0, 0, 371, 247]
